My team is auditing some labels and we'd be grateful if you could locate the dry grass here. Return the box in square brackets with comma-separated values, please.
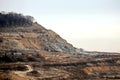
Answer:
[11, 75, 30, 80]
[0, 64, 28, 71]
[83, 66, 120, 75]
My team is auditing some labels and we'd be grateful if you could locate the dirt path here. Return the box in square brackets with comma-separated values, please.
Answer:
[25, 65, 33, 73]
[13, 65, 33, 78]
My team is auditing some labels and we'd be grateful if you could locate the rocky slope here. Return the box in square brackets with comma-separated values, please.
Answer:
[0, 23, 78, 55]
[0, 23, 77, 54]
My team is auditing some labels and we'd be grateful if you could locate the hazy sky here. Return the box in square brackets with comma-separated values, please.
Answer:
[0, 0, 120, 52]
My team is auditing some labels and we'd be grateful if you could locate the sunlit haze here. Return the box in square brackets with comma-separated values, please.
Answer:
[0, 0, 120, 52]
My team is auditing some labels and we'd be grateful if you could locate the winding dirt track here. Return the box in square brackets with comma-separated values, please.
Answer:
[13, 65, 33, 78]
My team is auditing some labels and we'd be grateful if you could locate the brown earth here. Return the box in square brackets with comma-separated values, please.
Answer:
[0, 23, 120, 80]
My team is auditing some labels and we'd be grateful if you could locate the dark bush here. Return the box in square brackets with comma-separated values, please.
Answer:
[27, 56, 37, 61]
[0, 38, 3, 43]
[0, 12, 34, 27]
[27, 70, 41, 77]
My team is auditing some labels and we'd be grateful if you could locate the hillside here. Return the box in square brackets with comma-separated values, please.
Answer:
[0, 22, 77, 54]
[0, 12, 120, 80]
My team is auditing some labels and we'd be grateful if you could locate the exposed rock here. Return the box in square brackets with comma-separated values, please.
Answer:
[0, 23, 77, 54]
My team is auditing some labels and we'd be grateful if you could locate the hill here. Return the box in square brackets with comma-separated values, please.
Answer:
[0, 12, 120, 80]
[0, 12, 78, 54]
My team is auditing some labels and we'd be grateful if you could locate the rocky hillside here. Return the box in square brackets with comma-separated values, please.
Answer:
[0, 23, 77, 54]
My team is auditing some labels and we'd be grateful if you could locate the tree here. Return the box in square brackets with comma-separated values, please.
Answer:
[0, 11, 35, 27]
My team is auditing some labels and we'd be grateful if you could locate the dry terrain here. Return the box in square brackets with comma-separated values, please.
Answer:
[0, 13, 120, 80]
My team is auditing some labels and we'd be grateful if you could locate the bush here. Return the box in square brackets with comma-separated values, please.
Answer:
[27, 70, 41, 77]
[0, 12, 34, 27]
[0, 38, 3, 43]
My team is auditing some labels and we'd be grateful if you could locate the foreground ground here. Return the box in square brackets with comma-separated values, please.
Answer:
[0, 51, 120, 80]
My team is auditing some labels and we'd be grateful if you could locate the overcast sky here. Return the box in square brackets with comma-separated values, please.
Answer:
[0, 0, 120, 52]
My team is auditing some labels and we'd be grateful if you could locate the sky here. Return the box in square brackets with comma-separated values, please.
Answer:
[0, 0, 120, 52]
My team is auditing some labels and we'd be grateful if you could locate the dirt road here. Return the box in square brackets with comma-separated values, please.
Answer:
[13, 65, 33, 78]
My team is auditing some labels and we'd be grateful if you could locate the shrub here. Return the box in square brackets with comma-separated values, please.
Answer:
[0, 12, 34, 27]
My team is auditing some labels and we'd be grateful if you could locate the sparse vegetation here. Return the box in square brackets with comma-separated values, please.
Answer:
[0, 64, 28, 71]
[0, 51, 45, 62]
[27, 70, 41, 77]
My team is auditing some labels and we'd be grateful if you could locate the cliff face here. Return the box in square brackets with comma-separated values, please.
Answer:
[0, 23, 77, 54]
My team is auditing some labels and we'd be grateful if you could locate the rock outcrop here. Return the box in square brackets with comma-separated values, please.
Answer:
[0, 23, 77, 54]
